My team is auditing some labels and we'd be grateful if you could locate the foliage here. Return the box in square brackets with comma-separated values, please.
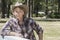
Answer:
[11, 0, 23, 4]
[48, 12, 60, 18]
[38, 14, 45, 17]
[1, 0, 60, 18]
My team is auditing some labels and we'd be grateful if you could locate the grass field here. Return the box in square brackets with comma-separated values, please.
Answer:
[36, 21, 60, 40]
[0, 21, 60, 40]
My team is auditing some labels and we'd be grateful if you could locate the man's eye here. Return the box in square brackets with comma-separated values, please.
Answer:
[15, 11, 17, 13]
[16, 11, 20, 13]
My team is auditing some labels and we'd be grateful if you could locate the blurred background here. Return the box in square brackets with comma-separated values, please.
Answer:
[0, 0, 60, 40]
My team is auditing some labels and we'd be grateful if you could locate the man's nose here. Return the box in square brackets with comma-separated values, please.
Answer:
[14, 12, 18, 16]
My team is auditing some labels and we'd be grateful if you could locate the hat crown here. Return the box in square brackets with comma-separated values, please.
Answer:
[15, 2, 23, 6]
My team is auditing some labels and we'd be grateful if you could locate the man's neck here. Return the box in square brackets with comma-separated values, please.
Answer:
[18, 17, 24, 24]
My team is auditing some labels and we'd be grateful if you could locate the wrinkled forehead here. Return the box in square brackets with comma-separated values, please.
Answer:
[13, 7, 21, 11]
[13, 6, 24, 12]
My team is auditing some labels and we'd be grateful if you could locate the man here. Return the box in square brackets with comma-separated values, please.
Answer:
[0, 2, 43, 40]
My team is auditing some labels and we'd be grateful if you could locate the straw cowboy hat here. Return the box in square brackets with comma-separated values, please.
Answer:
[12, 2, 28, 14]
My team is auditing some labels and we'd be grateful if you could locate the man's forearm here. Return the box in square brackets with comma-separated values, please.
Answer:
[9, 32, 17, 36]
[39, 32, 43, 40]
[9, 32, 23, 37]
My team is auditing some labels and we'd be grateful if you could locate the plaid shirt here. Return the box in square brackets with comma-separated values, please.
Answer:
[1, 17, 43, 40]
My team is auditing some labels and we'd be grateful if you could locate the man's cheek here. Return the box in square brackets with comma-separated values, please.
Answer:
[13, 12, 18, 16]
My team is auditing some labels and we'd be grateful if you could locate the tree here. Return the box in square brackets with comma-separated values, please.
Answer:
[58, 0, 60, 13]
[1, 0, 12, 18]
[6, 0, 12, 18]
[1, 0, 7, 18]
[34, 0, 43, 17]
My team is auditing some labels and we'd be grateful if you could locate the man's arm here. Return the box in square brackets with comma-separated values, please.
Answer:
[0, 19, 11, 36]
[0, 19, 23, 37]
[0, 19, 16, 36]
[30, 19, 43, 40]
[33, 24, 43, 40]
[38, 28, 43, 40]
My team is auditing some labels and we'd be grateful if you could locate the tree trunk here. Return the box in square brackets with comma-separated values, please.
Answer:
[7, 4, 10, 18]
[1, 0, 6, 18]
[58, 0, 60, 13]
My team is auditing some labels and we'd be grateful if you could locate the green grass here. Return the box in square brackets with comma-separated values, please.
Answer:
[36, 21, 60, 40]
[0, 23, 5, 29]
[0, 21, 60, 40]
[0, 18, 9, 23]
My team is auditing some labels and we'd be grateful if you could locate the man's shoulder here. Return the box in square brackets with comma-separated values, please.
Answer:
[8, 18, 18, 24]
[25, 17, 35, 23]
[10, 18, 17, 21]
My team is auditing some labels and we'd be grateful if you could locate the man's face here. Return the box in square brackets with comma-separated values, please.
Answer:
[13, 7, 24, 19]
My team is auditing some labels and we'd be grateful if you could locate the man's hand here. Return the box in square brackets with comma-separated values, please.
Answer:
[9, 32, 23, 37]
